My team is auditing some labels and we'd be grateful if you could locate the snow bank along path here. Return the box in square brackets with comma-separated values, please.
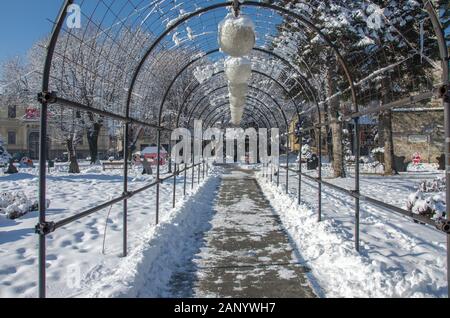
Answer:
[0, 164, 210, 298]
[259, 169, 448, 298]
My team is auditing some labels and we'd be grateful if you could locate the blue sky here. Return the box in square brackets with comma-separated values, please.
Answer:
[0, 0, 60, 62]
[0, 1, 448, 64]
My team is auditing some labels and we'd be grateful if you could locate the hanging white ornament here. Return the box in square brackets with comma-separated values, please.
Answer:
[228, 83, 248, 97]
[224, 57, 252, 84]
[230, 106, 244, 125]
[218, 13, 255, 57]
[229, 94, 246, 108]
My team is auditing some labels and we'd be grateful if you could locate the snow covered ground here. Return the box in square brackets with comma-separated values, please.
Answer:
[0, 163, 210, 298]
[1, 160, 448, 298]
[259, 166, 448, 297]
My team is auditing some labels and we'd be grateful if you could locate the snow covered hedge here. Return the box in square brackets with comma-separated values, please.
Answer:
[0, 191, 50, 220]
[406, 177, 446, 220]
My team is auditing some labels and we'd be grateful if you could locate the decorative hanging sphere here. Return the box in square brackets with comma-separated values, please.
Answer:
[218, 14, 255, 57]
[230, 106, 244, 125]
[224, 57, 252, 84]
[229, 94, 246, 108]
[228, 83, 248, 97]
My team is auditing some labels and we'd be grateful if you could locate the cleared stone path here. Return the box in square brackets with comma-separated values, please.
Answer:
[168, 166, 316, 298]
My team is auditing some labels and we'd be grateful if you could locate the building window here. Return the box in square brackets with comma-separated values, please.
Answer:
[8, 106, 17, 119]
[8, 131, 16, 145]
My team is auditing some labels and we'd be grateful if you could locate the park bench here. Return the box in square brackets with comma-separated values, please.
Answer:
[102, 161, 129, 171]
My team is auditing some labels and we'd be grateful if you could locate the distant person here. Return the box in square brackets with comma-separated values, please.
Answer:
[5, 160, 18, 174]
[142, 157, 153, 175]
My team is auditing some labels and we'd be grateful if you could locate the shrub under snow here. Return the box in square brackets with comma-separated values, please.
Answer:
[406, 178, 446, 220]
[0, 191, 50, 220]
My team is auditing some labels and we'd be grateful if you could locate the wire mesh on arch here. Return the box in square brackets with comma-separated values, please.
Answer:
[44, 0, 445, 131]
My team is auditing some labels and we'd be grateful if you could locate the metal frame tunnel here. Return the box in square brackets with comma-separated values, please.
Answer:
[34, 0, 450, 298]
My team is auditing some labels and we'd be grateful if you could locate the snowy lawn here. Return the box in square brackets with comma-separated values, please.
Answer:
[0, 163, 210, 298]
[258, 168, 448, 297]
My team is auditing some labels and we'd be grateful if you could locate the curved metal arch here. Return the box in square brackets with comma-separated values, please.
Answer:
[169, 53, 319, 129]
[200, 96, 282, 130]
[121, 0, 359, 125]
[187, 85, 290, 128]
[176, 69, 303, 129]
[158, 47, 320, 129]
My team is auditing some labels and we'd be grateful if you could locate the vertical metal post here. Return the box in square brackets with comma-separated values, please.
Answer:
[202, 159, 205, 180]
[191, 149, 195, 190]
[198, 160, 201, 183]
[172, 163, 177, 209]
[38, 99, 48, 299]
[183, 163, 187, 196]
[354, 117, 361, 252]
[424, 2, 449, 295]
[122, 122, 129, 257]
[156, 129, 161, 225]
[444, 89, 450, 298]
[277, 157, 280, 187]
[298, 133, 302, 205]
[168, 142, 172, 173]
[318, 127, 322, 222]
[38, 0, 71, 299]
[270, 163, 273, 183]
[286, 136, 289, 194]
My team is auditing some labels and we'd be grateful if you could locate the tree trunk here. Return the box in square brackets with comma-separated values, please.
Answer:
[379, 110, 396, 175]
[128, 125, 144, 161]
[379, 78, 396, 175]
[87, 122, 101, 164]
[327, 63, 345, 178]
[67, 138, 80, 174]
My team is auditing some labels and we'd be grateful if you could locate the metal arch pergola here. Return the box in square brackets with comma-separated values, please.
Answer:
[35, 0, 450, 298]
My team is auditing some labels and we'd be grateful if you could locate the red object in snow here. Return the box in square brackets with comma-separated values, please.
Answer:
[141, 146, 168, 165]
[412, 153, 421, 165]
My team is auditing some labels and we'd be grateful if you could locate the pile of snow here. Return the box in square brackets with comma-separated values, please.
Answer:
[407, 163, 440, 172]
[81, 171, 219, 298]
[406, 177, 446, 220]
[0, 136, 12, 167]
[419, 177, 446, 193]
[0, 191, 49, 220]
[218, 13, 255, 57]
[257, 174, 448, 297]
[371, 147, 385, 154]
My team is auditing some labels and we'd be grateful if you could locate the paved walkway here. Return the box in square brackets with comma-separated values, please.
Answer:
[168, 166, 316, 298]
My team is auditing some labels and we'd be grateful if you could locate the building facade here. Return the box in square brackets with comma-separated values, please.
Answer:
[0, 104, 112, 160]
[288, 105, 445, 164]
